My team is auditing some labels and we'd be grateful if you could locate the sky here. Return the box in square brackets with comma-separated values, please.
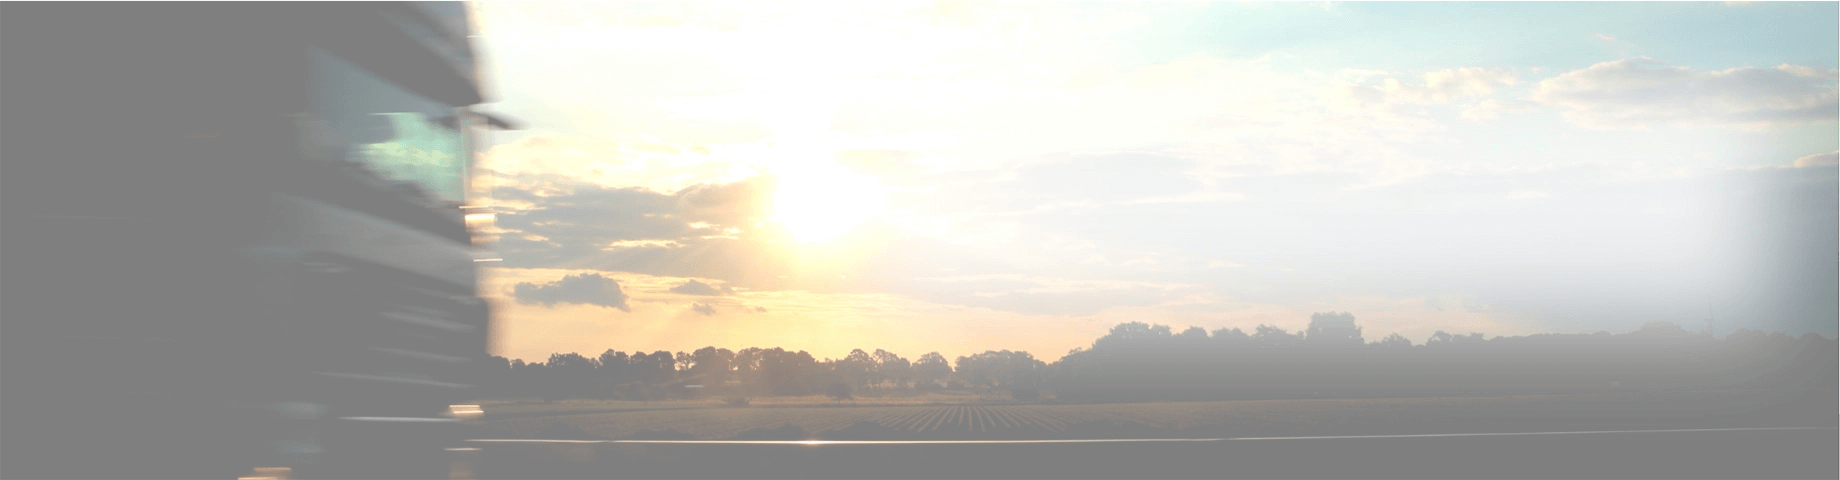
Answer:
[464, 1, 1838, 364]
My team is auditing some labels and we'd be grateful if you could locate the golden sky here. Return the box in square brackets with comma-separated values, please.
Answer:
[467, 2, 1838, 363]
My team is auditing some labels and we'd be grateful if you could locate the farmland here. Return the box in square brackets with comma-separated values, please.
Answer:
[477, 388, 1835, 441]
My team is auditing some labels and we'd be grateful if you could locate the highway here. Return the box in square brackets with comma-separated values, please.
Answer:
[459, 427, 1838, 479]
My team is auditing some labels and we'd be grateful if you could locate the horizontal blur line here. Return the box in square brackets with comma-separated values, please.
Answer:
[28, 215, 151, 222]
[341, 416, 458, 423]
[1228, 426, 1834, 441]
[466, 427, 1836, 446]
[470, 438, 1221, 445]
[311, 371, 471, 389]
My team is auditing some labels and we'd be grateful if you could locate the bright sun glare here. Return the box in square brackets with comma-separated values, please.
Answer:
[770, 163, 886, 243]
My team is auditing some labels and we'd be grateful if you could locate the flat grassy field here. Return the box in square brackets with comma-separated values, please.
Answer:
[478, 389, 1835, 441]
[470, 391, 1002, 419]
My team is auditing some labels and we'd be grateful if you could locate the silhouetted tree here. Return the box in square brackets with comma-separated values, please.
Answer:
[1252, 324, 1301, 347]
[837, 349, 877, 389]
[675, 351, 694, 374]
[1370, 333, 1413, 348]
[632, 351, 676, 384]
[733, 347, 764, 392]
[1093, 322, 1174, 350]
[479, 355, 512, 397]
[1304, 312, 1363, 346]
[955, 350, 1043, 388]
[479, 317, 1836, 405]
[758, 348, 818, 396]
[873, 349, 911, 389]
[689, 346, 734, 385]
[596, 349, 629, 397]
[546, 352, 599, 399]
[1425, 330, 1485, 347]
[1212, 327, 1250, 345]
[913, 352, 951, 388]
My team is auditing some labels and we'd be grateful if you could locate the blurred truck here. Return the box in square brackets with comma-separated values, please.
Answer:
[1, 3, 511, 478]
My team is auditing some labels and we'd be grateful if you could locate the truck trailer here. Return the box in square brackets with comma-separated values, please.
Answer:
[1, 3, 509, 478]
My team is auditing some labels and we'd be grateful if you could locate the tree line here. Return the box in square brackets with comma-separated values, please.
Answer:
[470, 346, 1040, 401]
[469, 313, 1837, 402]
[1052, 313, 1836, 401]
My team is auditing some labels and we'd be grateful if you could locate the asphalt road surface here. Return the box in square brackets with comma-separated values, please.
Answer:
[461, 427, 1838, 479]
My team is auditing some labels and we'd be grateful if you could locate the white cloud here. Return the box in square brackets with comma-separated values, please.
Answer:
[1327, 67, 1523, 130]
[1459, 98, 1539, 121]
[479, 134, 768, 195]
[1531, 57, 1839, 130]
[1340, 67, 1521, 107]
[1794, 151, 1839, 168]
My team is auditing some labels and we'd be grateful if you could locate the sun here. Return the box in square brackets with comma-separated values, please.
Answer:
[770, 163, 886, 243]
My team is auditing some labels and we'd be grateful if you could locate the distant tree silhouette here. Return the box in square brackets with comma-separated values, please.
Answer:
[596, 349, 628, 396]
[955, 350, 1044, 389]
[1212, 327, 1250, 345]
[1371, 333, 1413, 348]
[480, 355, 513, 397]
[472, 316, 1835, 404]
[1092, 322, 1173, 350]
[873, 349, 911, 389]
[1252, 324, 1301, 347]
[1424, 330, 1485, 347]
[1304, 312, 1364, 346]
[837, 349, 877, 389]
[913, 352, 952, 389]
[733, 347, 764, 392]
[688, 346, 733, 386]
[758, 348, 818, 396]
[674, 351, 694, 375]
[633, 351, 675, 384]
[546, 352, 598, 400]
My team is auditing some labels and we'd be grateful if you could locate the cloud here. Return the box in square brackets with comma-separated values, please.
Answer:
[691, 303, 716, 316]
[1794, 151, 1838, 168]
[1531, 57, 1839, 130]
[1459, 98, 1539, 121]
[1594, 33, 1617, 41]
[479, 133, 755, 195]
[513, 273, 631, 311]
[670, 279, 733, 296]
[490, 171, 1023, 295]
[837, 150, 921, 178]
[1340, 67, 1520, 107]
[878, 274, 1208, 317]
[490, 176, 777, 278]
[1010, 152, 1203, 200]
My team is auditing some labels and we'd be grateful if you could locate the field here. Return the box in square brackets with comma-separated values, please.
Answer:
[471, 391, 1000, 419]
[477, 388, 1836, 441]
